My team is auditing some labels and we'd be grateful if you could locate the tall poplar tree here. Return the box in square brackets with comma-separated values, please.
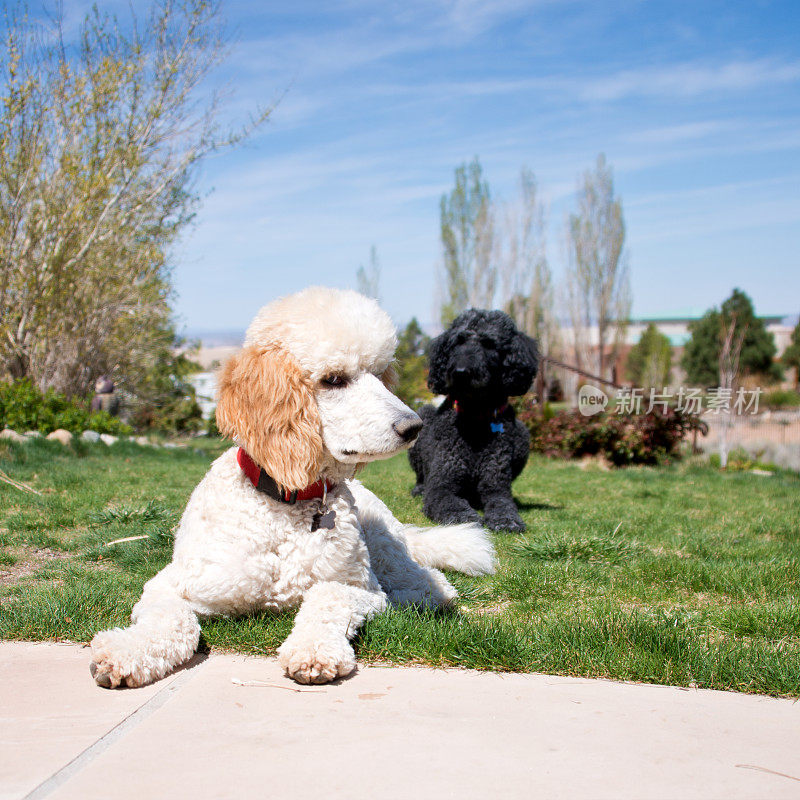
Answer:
[564, 154, 631, 379]
[438, 157, 495, 325]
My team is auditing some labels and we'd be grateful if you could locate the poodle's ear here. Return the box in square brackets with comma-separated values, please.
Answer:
[381, 363, 399, 390]
[426, 330, 453, 395]
[502, 332, 539, 396]
[216, 345, 323, 490]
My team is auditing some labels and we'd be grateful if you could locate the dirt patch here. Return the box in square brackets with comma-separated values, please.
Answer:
[578, 455, 612, 471]
[0, 547, 71, 586]
[461, 600, 512, 617]
[649, 545, 690, 559]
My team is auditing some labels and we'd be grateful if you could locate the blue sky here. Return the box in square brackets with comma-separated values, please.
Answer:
[103, 2, 800, 332]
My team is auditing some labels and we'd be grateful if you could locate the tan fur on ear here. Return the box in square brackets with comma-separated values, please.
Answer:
[381, 363, 398, 390]
[216, 344, 323, 490]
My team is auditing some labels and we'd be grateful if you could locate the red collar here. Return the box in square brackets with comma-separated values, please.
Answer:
[237, 448, 333, 503]
[451, 399, 509, 418]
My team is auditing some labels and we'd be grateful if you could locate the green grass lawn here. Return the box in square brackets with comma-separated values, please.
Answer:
[1, 436, 799, 696]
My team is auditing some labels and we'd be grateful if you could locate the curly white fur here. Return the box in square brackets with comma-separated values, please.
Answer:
[90, 287, 495, 688]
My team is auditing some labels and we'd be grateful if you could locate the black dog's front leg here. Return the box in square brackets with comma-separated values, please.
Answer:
[477, 471, 526, 532]
[422, 471, 480, 526]
[423, 488, 481, 525]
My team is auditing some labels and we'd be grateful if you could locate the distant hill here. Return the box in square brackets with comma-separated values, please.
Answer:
[182, 329, 245, 348]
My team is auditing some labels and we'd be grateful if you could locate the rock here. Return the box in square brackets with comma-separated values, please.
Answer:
[134, 436, 151, 446]
[81, 430, 101, 443]
[0, 428, 26, 443]
[24, 430, 43, 438]
[100, 434, 118, 445]
[47, 429, 73, 445]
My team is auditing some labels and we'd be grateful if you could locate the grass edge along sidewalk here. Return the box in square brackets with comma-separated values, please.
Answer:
[1, 437, 799, 697]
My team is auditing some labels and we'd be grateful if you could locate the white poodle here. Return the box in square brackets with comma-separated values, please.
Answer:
[90, 287, 495, 687]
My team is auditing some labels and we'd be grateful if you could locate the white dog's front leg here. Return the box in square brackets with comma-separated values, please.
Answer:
[90, 566, 200, 689]
[278, 581, 386, 684]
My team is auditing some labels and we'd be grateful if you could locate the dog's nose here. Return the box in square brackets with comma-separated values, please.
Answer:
[393, 415, 423, 443]
[451, 366, 473, 388]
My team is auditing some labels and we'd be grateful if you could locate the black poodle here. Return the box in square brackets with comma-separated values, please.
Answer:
[409, 309, 538, 532]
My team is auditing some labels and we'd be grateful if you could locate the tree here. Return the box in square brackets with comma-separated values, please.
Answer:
[627, 323, 672, 389]
[681, 311, 721, 388]
[127, 331, 204, 433]
[0, 2, 268, 399]
[356, 245, 381, 302]
[722, 289, 780, 381]
[682, 289, 780, 388]
[394, 318, 433, 408]
[782, 318, 800, 388]
[498, 167, 557, 354]
[717, 310, 745, 468]
[564, 154, 631, 380]
[438, 157, 495, 325]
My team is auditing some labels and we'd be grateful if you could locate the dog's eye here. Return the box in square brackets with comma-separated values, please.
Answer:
[480, 336, 496, 349]
[321, 374, 347, 388]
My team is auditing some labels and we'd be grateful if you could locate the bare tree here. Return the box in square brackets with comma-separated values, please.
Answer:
[0, 1, 269, 397]
[356, 245, 381, 302]
[499, 167, 556, 350]
[497, 167, 560, 400]
[564, 154, 631, 381]
[438, 157, 495, 325]
[718, 313, 746, 469]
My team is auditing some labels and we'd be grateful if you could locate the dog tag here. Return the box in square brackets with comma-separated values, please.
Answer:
[490, 421, 504, 433]
[311, 508, 337, 531]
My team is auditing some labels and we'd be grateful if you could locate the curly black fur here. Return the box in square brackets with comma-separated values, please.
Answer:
[408, 309, 538, 532]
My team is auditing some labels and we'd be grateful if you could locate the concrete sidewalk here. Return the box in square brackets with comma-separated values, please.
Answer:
[1, 642, 798, 800]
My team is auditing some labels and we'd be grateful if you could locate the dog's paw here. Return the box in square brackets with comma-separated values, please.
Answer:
[485, 515, 526, 533]
[277, 635, 357, 685]
[89, 634, 135, 689]
[89, 658, 124, 689]
[89, 629, 151, 689]
[411, 484, 424, 497]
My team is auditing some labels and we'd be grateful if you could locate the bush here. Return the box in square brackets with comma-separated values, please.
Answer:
[205, 409, 220, 437]
[126, 351, 204, 435]
[129, 394, 203, 435]
[0, 379, 132, 435]
[762, 389, 800, 410]
[707, 448, 776, 472]
[517, 405, 707, 466]
[394, 318, 434, 409]
[626, 322, 672, 388]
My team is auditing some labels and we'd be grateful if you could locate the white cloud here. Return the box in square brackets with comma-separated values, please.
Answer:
[579, 59, 800, 102]
[626, 175, 800, 210]
[437, 0, 550, 38]
[623, 120, 736, 145]
[347, 58, 800, 106]
[627, 175, 800, 244]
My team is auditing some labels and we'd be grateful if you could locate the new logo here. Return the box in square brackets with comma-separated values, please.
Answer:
[578, 384, 608, 417]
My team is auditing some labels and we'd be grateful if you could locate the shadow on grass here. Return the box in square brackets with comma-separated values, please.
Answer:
[516, 500, 564, 511]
